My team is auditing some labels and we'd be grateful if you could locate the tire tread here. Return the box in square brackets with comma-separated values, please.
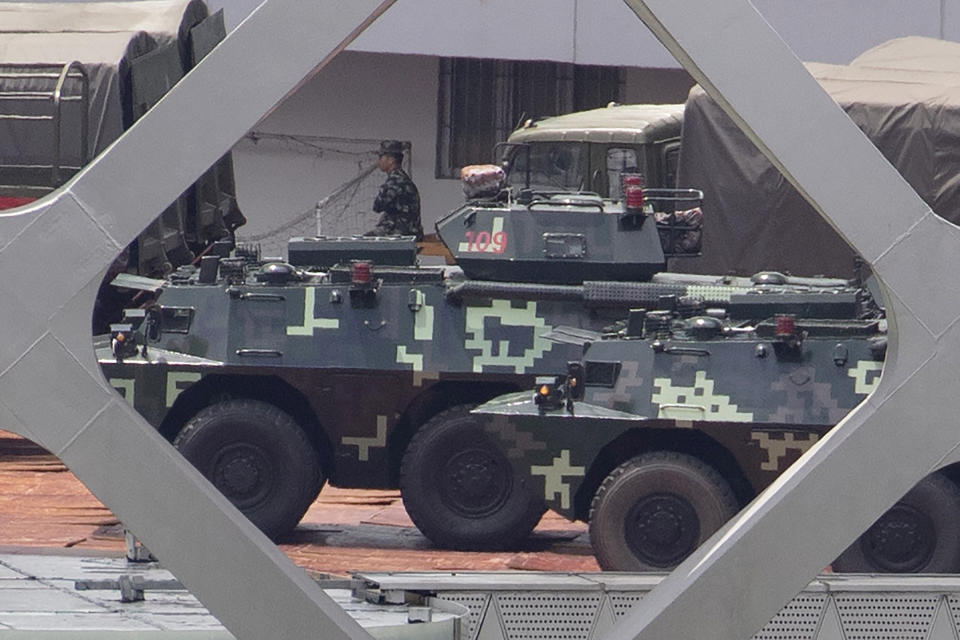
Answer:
[174, 398, 323, 540]
[589, 450, 738, 571]
[400, 404, 544, 550]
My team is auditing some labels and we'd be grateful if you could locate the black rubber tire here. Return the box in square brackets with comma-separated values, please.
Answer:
[174, 399, 324, 541]
[832, 472, 960, 573]
[400, 404, 546, 550]
[589, 451, 739, 571]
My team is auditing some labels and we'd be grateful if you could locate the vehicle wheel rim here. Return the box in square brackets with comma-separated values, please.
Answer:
[860, 504, 936, 572]
[440, 448, 511, 518]
[624, 492, 701, 568]
[211, 443, 273, 509]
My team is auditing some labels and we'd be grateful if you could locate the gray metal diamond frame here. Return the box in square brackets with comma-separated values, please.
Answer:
[0, 1, 951, 639]
[0, 1, 393, 639]
[610, 1, 960, 639]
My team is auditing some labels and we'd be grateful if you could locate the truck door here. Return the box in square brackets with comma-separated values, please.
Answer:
[661, 140, 681, 188]
[597, 145, 642, 198]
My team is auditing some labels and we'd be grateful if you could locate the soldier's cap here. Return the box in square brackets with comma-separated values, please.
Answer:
[379, 140, 404, 158]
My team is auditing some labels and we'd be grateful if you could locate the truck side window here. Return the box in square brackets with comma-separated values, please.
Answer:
[606, 148, 640, 200]
[663, 143, 681, 189]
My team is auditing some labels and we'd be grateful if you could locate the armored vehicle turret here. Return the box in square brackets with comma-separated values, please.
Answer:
[435, 181, 702, 284]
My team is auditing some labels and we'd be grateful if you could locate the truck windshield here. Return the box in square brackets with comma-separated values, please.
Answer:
[505, 142, 586, 192]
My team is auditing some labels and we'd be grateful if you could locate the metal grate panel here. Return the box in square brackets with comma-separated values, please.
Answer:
[944, 595, 960, 633]
[753, 593, 826, 640]
[438, 592, 490, 640]
[495, 592, 602, 640]
[835, 594, 939, 640]
[609, 593, 645, 619]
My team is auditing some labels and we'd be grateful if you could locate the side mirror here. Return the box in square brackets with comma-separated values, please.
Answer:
[145, 306, 162, 343]
[566, 361, 585, 401]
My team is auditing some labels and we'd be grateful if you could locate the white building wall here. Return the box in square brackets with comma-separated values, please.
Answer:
[12, 0, 955, 60]
[230, 51, 463, 253]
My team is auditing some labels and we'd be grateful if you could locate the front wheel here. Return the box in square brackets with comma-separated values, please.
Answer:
[400, 404, 545, 550]
[174, 399, 324, 541]
[833, 472, 960, 573]
[589, 451, 739, 571]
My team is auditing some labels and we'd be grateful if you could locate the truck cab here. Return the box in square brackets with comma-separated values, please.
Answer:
[501, 103, 684, 197]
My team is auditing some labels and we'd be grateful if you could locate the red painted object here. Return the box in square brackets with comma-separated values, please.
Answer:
[0, 197, 35, 211]
[0, 430, 597, 575]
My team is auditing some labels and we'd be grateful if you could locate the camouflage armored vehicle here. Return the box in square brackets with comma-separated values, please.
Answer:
[99, 168, 705, 546]
[473, 293, 960, 573]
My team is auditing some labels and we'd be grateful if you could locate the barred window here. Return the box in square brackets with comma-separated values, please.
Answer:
[436, 58, 622, 178]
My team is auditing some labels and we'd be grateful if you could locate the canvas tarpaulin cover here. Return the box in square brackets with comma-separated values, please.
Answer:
[0, 30, 156, 176]
[0, 0, 208, 66]
[0, 0, 241, 282]
[676, 36, 960, 278]
[0, 0, 210, 191]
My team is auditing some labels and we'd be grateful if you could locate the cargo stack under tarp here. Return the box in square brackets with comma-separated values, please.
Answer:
[677, 36, 960, 278]
[0, 0, 243, 285]
[0, 31, 154, 193]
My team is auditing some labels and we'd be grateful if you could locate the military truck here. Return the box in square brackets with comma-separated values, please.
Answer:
[512, 50, 960, 281]
[99, 170, 706, 546]
[500, 103, 684, 198]
[471, 298, 960, 573]
[0, 1, 245, 331]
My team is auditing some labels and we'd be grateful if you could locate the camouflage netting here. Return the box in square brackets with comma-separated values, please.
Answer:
[234, 135, 411, 258]
[237, 159, 381, 259]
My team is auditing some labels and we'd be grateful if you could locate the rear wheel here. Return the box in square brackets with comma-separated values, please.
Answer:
[833, 473, 960, 573]
[400, 404, 545, 549]
[589, 451, 739, 571]
[174, 399, 324, 541]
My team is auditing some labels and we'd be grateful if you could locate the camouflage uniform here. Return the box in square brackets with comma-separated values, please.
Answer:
[368, 167, 423, 240]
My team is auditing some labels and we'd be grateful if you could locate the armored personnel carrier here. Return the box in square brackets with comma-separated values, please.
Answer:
[99, 167, 706, 546]
[470, 294, 960, 573]
[98, 166, 882, 566]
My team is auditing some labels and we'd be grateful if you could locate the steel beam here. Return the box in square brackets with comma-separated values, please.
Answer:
[605, 2, 960, 639]
[0, 1, 394, 639]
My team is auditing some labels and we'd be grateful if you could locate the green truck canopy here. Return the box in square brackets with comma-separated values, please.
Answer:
[678, 36, 960, 277]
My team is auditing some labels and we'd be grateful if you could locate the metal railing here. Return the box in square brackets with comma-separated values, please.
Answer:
[0, 61, 89, 195]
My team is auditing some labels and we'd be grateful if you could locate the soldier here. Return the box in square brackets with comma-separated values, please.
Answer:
[365, 140, 423, 240]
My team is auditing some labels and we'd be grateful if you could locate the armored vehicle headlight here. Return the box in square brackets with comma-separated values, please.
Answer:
[109, 323, 139, 362]
[534, 376, 564, 411]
